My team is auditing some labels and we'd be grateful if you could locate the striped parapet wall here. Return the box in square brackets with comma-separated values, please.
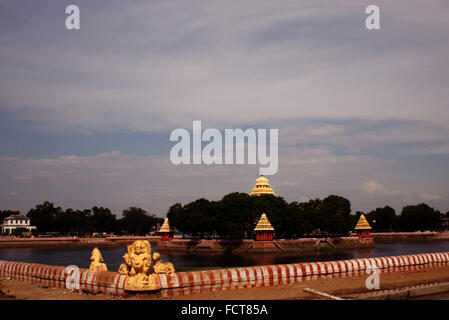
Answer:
[157, 251, 449, 297]
[1, 252, 449, 297]
[0, 260, 127, 295]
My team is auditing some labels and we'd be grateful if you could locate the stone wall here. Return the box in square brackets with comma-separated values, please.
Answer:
[157, 237, 373, 254]
[0, 236, 159, 248]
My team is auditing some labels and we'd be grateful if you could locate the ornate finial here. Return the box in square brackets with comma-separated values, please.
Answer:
[159, 218, 172, 233]
[254, 213, 275, 231]
[250, 175, 276, 196]
[354, 213, 372, 230]
[89, 247, 108, 272]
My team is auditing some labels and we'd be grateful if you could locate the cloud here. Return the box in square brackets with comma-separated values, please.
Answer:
[0, 148, 399, 215]
[361, 180, 386, 194]
[420, 193, 442, 201]
[279, 182, 298, 187]
[0, 1, 449, 133]
[0, 1, 448, 216]
[361, 180, 408, 198]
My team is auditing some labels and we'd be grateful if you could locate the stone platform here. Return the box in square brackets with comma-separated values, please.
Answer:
[157, 237, 373, 254]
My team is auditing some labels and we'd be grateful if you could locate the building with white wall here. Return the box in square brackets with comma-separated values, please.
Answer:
[1, 214, 36, 235]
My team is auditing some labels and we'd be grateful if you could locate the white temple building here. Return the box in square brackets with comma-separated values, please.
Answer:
[1, 214, 36, 235]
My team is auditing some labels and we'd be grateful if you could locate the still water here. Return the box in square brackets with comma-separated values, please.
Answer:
[0, 241, 448, 272]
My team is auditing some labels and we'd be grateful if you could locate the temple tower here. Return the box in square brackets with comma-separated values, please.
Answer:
[158, 218, 174, 241]
[254, 213, 275, 241]
[250, 175, 276, 196]
[354, 213, 372, 238]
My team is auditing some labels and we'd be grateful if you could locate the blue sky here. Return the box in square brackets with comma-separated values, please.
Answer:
[1, 0, 448, 216]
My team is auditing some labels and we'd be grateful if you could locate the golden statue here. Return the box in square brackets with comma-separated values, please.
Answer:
[153, 252, 175, 275]
[118, 252, 131, 275]
[129, 240, 152, 276]
[119, 240, 170, 291]
[89, 247, 108, 272]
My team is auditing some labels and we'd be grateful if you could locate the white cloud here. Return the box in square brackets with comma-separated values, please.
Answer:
[1, 1, 449, 132]
[361, 180, 408, 198]
[0, 148, 395, 215]
[420, 193, 442, 201]
[361, 180, 386, 194]
[0, 147, 447, 215]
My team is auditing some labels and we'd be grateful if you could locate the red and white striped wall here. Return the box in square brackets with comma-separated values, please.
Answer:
[1, 251, 448, 296]
[0, 261, 127, 295]
[157, 252, 449, 294]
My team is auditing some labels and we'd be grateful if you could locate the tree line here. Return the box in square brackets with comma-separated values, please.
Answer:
[0, 201, 163, 236]
[167, 193, 448, 239]
[1, 196, 447, 238]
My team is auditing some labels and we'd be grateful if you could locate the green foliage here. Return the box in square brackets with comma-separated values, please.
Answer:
[91, 206, 117, 233]
[2, 197, 445, 238]
[0, 210, 20, 221]
[167, 193, 354, 238]
[398, 203, 443, 232]
[120, 207, 162, 236]
[27, 201, 63, 233]
[20, 201, 161, 236]
[366, 206, 397, 232]
[166, 194, 446, 238]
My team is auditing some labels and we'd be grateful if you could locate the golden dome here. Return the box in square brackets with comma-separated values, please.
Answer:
[159, 218, 173, 233]
[250, 175, 276, 196]
[254, 213, 275, 231]
[354, 214, 372, 230]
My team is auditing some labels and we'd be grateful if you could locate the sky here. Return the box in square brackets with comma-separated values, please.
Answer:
[0, 0, 448, 217]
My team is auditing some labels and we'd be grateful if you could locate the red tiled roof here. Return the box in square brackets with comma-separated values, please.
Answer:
[4, 215, 29, 220]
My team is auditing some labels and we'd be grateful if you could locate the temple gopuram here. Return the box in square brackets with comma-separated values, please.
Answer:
[250, 175, 276, 196]
[254, 213, 275, 241]
[158, 218, 174, 241]
[354, 213, 372, 238]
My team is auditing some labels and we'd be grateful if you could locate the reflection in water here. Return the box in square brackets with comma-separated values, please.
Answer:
[0, 241, 448, 272]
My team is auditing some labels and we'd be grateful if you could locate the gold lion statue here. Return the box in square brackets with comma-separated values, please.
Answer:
[89, 247, 108, 272]
[152, 252, 175, 275]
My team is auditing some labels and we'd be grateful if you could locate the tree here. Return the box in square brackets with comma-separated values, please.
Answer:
[91, 206, 117, 233]
[218, 192, 256, 238]
[250, 194, 289, 239]
[366, 206, 397, 232]
[0, 210, 20, 221]
[56, 208, 93, 236]
[165, 193, 355, 239]
[311, 195, 352, 236]
[119, 207, 162, 235]
[26, 201, 62, 233]
[398, 203, 443, 231]
[167, 203, 185, 232]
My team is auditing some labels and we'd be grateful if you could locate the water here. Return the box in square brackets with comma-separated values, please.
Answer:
[0, 241, 448, 272]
